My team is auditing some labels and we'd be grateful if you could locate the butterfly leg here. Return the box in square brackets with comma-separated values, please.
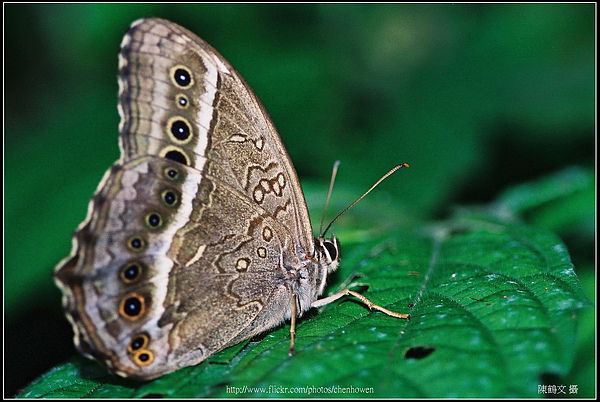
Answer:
[288, 292, 299, 356]
[311, 289, 410, 320]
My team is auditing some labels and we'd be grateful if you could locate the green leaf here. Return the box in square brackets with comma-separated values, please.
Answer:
[19, 197, 589, 398]
[493, 166, 594, 233]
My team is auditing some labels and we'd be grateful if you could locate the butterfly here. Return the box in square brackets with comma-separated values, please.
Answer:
[54, 18, 409, 380]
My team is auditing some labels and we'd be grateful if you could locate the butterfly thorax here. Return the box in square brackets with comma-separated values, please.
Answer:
[280, 234, 340, 318]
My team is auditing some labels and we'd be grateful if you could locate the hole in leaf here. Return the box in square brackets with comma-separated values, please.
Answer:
[404, 346, 436, 359]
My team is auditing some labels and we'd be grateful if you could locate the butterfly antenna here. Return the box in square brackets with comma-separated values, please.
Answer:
[321, 163, 409, 238]
[319, 160, 341, 235]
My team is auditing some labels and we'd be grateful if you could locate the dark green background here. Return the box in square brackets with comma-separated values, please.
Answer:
[4, 3, 595, 397]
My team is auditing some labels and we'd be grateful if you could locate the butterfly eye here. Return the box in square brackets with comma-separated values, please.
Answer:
[162, 148, 190, 166]
[133, 350, 154, 366]
[163, 191, 176, 205]
[168, 117, 192, 143]
[129, 334, 150, 352]
[161, 189, 180, 207]
[127, 235, 147, 252]
[170, 65, 194, 88]
[120, 262, 143, 283]
[119, 294, 146, 319]
[145, 212, 164, 229]
[323, 240, 338, 261]
[127, 334, 154, 366]
[164, 167, 180, 180]
[176, 94, 189, 108]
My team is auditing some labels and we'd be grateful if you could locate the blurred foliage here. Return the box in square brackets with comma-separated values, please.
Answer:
[4, 3, 595, 398]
